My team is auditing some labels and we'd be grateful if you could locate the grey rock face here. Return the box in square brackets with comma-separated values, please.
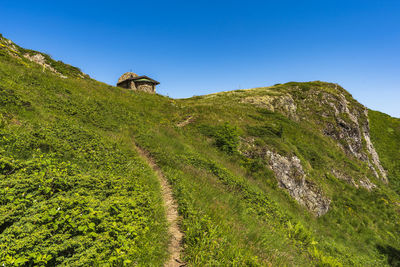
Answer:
[23, 53, 68, 78]
[0, 35, 19, 58]
[1, 35, 89, 79]
[241, 85, 387, 184]
[242, 84, 388, 183]
[241, 94, 298, 121]
[359, 178, 377, 191]
[323, 93, 387, 182]
[321, 93, 366, 159]
[299, 88, 387, 182]
[239, 138, 330, 216]
[362, 115, 388, 182]
[332, 169, 359, 188]
[266, 151, 330, 216]
[239, 84, 388, 215]
[332, 169, 376, 191]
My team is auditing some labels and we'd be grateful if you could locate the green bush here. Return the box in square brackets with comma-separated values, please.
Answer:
[214, 123, 240, 154]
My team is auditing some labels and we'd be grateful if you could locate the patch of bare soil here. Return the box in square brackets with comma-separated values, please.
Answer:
[177, 116, 194, 127]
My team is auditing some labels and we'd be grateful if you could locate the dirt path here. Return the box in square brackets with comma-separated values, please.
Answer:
[176, 116, 194, 128]
[134, 143, 184, 267]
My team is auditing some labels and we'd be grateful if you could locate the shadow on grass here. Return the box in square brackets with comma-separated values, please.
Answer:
[377, 245, 400, 267]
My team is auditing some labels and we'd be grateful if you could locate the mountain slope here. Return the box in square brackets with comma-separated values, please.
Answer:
[0, 35, 169, 266]
[0, 34, 399, 266]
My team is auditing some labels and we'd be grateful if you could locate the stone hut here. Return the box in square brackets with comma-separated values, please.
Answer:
[117, 72, 159, 93]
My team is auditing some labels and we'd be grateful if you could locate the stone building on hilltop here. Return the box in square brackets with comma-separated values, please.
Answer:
[116, 72, 159, 93]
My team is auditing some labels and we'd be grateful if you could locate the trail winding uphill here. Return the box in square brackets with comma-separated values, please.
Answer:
[133, 142, 184, 267]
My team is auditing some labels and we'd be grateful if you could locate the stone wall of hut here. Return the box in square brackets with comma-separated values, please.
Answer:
[136, 82, 155, 93]
[118, 80, 136, 90]
[129, 81, 137, 90]
[117, 80, 155, 93]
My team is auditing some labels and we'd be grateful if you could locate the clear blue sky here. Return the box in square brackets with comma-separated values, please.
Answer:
[1, 0, 399, 117]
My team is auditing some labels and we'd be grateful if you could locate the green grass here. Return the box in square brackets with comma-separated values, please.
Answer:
[167, 80, 400, 265]
[0, 43, 169, 266]
[369, 110, 400, 194]
[0, 34, 399, 266]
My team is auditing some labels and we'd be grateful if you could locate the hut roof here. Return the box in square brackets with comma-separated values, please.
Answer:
[118, 72, 138, 84]
[117, 75, 160, 85]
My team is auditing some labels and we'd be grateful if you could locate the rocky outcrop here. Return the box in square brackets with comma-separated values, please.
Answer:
[359, 178, 377, 191]
[266, 151, 330, 216]
[241, 84, 387, 184]
[239, 137, 330, 216]
[332, 169, 359, 188]
[1, 35, 90, 79]
[323, 94, 387, 182]
[23, 53, 67, 79]
[240, 84, 387, 211]
[0, 36, 21, 59]
[241, 94, 298, 121]
[362, 114, 388, 182]
[242, 84, 387, 183]
[1, 35, 61, 77]
[298, 88, 387, 183]
[320, 93, 367, 159]
[332, 169, 376, 191]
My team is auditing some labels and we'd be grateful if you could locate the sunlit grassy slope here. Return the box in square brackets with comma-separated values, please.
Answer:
[0, 34, 399, 266]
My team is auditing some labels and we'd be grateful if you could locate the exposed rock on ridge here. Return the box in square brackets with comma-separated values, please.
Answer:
[238, 83, 388, 215]
[1, 34, 89, 79]
[316, 91, 388, 182]
[264, 84, 388, 183]
[239, 84, 387, 184]
[362, 114, 388, 182]
[0, 38, 19, 58]
[266, 151, 330, 216]
[241, 94, 299, 121]
[23, 53, 68, 78]
[332, 169, 376, 191]
[240, 138, 330, 216]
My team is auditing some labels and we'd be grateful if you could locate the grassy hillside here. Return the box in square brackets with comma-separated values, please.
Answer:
[0, 35, 169, 265]
[1, 34, 399, 266]
[369, 110, 400, 194]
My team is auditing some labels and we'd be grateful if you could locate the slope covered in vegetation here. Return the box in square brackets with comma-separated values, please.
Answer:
[0, 35, 169, 266]
[1, 34, 399, 266]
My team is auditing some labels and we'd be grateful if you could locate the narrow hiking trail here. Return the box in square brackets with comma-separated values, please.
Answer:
[134, 142, 184, 267]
